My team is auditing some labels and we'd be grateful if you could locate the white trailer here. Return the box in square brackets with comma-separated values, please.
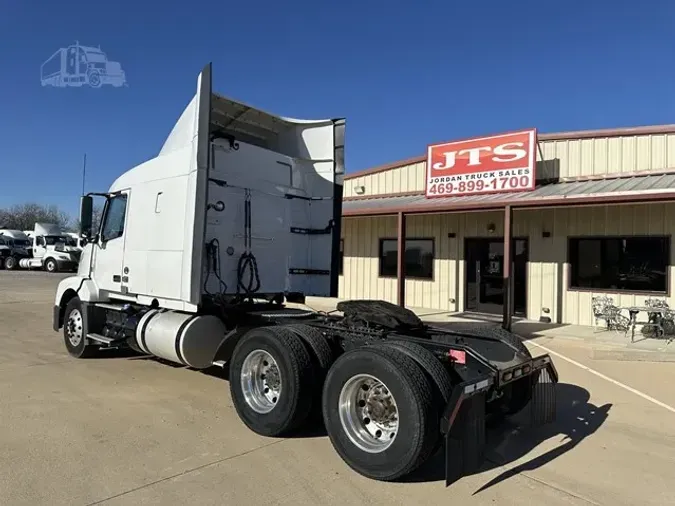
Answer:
[52, 63, 557, 485]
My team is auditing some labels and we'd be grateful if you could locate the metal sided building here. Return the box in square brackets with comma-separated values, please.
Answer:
[337, 125, 675, 327]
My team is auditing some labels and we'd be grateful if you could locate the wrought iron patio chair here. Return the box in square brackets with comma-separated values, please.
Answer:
[592, 295, 629, 333]
[643, 298, 675, 338]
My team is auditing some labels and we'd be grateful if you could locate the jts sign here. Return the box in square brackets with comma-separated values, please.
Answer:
[425, 129, 537, 198]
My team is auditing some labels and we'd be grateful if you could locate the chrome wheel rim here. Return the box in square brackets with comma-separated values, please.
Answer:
[240, 349, 282, 414]
[66, 309, 83, 347]
[338, 374, 399, 453]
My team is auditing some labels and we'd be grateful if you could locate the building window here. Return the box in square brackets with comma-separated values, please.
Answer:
[379, 238, 434, 279]
[338, 239, 344, 275]
[568, 236, 670, 293]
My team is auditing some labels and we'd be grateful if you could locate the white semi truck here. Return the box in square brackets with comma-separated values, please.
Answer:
[52, 63, 558, 485]
[20, 223, 80, 272]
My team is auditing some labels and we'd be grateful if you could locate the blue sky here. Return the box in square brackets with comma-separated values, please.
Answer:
[1, 0, 674, 219]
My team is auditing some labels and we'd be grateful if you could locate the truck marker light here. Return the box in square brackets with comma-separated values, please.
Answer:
[448, 349, 466, 364]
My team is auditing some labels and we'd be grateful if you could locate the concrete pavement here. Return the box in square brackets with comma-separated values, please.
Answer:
[1, 271, 674, 505]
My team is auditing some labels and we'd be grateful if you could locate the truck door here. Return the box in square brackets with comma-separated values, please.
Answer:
[92, 191, 128, 294]
[66, 46, 78, 80]
[33, 236, 47, 259]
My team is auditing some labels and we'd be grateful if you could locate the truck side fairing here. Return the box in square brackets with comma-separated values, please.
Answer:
[105, 64, 344, 311]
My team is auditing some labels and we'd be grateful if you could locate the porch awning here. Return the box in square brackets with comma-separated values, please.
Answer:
[342, 173, 675, 216]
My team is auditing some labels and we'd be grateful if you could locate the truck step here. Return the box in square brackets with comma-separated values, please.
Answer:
[86, 333, 125, 345]
[94, 303, 126, 311]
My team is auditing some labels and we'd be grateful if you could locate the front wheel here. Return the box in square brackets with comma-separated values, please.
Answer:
[322, 345, 438, 482]
[44, 258, 57, 273]
[87, 70, 102, 88]
[4, 256, 17, 270]
[63, 297, 98, 358]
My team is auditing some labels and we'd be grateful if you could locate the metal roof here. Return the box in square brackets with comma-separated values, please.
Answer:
[343, 173, 675, 216]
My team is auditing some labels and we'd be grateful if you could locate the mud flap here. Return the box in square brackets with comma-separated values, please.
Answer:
[528, 362, 558, 427]
[440, 375, 492, 487]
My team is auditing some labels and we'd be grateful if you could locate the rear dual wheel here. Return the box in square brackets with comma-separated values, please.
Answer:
[322, 345, 442, 481]
[230, 329, 449, 482]
[229, 326, 317, 437]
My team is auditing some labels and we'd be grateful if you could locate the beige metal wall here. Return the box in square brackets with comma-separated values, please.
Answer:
[338, 203, 675, 326]
[343, 132, 675, 198]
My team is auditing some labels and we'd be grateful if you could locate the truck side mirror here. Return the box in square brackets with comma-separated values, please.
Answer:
[80, 195, 93, 238]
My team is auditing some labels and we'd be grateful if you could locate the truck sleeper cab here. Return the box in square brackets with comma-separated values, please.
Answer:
[52, 63, 558, 486]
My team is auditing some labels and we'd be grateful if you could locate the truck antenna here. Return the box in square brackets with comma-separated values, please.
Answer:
[81, 153, 87, 196]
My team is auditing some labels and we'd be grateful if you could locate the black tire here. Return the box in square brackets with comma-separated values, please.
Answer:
[229, 326, 315, 437]
[87, 70, 102, 88]
[44, 258, 57, 273]
[376, 340, 453, 405]
[4, 256, 17, 270]
[375, 341, 454, 455]
[285, 324, 334, 372]
[285, 324, 334, 416]
[63, 297, 98, 358]
[322, 345, 438, 481]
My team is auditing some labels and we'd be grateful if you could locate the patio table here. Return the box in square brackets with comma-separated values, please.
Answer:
[621, 306, 671, 343]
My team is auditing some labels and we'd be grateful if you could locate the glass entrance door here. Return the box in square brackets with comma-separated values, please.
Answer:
[465, 238, 528, 316]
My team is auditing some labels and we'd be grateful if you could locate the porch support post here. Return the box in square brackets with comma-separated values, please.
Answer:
[502, 205, 513, 331]
[397, 211, 406, 306]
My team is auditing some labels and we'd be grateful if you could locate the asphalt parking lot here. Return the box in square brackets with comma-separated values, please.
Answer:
[1, 271, 675, 505]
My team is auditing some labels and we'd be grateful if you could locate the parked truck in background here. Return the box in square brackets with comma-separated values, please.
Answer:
[65, 232, 85, 251]
[51, 63, 558, 485]
[20, 223, 80, 272]
[0, 230, 32, 270]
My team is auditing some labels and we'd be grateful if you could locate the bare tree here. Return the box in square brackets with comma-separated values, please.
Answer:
[0, 203, 72, 231]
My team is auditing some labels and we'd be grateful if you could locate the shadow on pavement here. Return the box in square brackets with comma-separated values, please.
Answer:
[404, 382, 611, 491]
[87, 347, 141, 359]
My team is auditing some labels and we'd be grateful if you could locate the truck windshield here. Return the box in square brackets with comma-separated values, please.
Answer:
[44, 235, 67, 246]
[13, 239, 30, 247]
[86, 51, 106, 62]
